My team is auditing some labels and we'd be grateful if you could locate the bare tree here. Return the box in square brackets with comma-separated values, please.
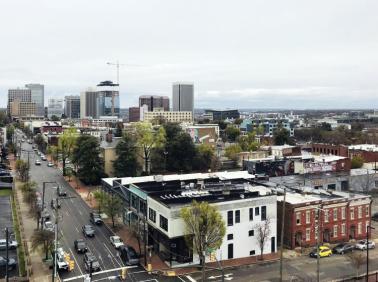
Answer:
[346, 252, 366, 278]
[254, 217, 271, 260]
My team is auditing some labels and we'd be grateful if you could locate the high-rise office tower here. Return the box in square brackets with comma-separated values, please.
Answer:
[25, 84, 44, 116]
[47, 98, 64, 118]
[80, 88, 98, 119]
[96, 81, 120, 117]
[139, 95, 170, 112]
[172, 83, 194, 114]
[64, 95, 80, 119]
[7, 88, 32, 115]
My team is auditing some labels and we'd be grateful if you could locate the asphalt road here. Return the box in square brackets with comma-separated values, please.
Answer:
[19, 139, 183, 282]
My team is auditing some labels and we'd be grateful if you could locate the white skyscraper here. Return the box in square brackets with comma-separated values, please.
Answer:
[172, 82, 194, 114]
[47, 98, 64, 118]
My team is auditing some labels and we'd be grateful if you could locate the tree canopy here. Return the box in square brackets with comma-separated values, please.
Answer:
[58, 127, 77, 175]
[72, 135, 105, 185]
[113, 133, 140, 177]
[225, 126, 241, 142]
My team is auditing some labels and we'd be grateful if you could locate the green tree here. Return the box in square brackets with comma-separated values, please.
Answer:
[6, 124, 15, 142]
[92, 189, 108, 213]
[15, 159, 29, 182]
[194, 144, 216, 172]
[20, 181, 37, 206]
[34, 134, 46, 152]
[237, 132, 260, 151]
[224, 144, 242, 161]
[72, 135, 105, 185]
[225, 126, 240, 142]
[167, 132, 196, 172]
[113, 133, 140, 177]
[49, 145, 59, 165]
[273, 127, 291, 145]
[135, 122, 166, 175]
[180, 201, 226, 282]
[58, 127, 77, 176]
[50, 115, 60, 121]
[351, 156, 364, 169]
[31, 229, 54, 260]
[0, 111, 9, 127]
[104, 193, 123, 228]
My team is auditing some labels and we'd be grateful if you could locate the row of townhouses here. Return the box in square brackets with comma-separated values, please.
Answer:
[102, 170, 372, 267]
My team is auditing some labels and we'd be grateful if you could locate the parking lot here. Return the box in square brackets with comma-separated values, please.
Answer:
[0, 195, 19, 278]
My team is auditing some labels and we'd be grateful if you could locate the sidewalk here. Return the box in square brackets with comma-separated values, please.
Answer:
[10, 156, 52, 282]
[63, 171, 281, 276]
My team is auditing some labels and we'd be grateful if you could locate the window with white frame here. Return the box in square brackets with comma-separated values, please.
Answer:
[341, 223, 346, 235]
[333, 208, 337, 221]
[296, 212, 301, 225]
[333, 225, 338, 237]
[358, 222, 362, 234]
[350, 208, 355, 220]
[341, 207, 346, 220]
[358, 206, 362, 219]
[306, 210, 310, 224]
[366, 205, 369, 217]
[306, 228, 311, 241]
[324, 210, 329, 222]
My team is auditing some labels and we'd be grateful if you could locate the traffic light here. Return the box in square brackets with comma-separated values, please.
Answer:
[121, 267, 127, 280]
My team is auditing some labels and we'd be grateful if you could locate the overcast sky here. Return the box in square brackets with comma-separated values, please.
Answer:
[1, 0, 377, 109]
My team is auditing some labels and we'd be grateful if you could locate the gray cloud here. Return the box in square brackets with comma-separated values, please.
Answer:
[0, 0, 377, 109]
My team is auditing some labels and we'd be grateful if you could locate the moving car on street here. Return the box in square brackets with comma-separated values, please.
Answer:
[74, 239, 88, 253]
[355, 240, 375, 250]
[332, 243, 354, 254]
[84, 252, 101, 272]
[309, 246, 332, 258]
[51, 199, 61, 209]
[35, 159, 41, 165]
[119, 245, 140, 265]
[90, 212, 103, 225]
[110, 236, 124, 249]
[82, 225, 95, 237]
[47, 162, 54, 167]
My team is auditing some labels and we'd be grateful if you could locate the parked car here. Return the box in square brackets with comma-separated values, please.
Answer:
[0, 256, 17, 270]
[84, 252, 101, 272]
[47, 162, 54, 167]
[35, 160, 41, 165]
[372, 212, 378, 222]
[119, 245, 140, 265]
[0, 239, 18, 250]
[332, 243, 354, 254]
[41, 210, 50, 220]
[110, 236, 124, 249]
[41, 155, 47, 161]
[82, 225, 95, 237]
[90, 212, 103, 225]
[309, 246, 332, 258]
[44, 221, 54, 232]
[57, 188, 67, 197]
[355, 240, 375, 250]
[74, 239, 88, 253]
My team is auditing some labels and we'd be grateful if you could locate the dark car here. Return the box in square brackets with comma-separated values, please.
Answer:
[119, 245, 140, 265]
[57, 188, 67, 197]
[332, 243, 354, 254]
[84, 252, 100, 272]
[82, 225, 95, 237]
[372, 212, 378, 222]
[0, 256, 17, 270]
[74, 239, 88, 253]
[90, 212, 103, 225]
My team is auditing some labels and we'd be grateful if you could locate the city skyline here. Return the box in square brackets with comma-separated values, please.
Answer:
[1, 0, 378, 109]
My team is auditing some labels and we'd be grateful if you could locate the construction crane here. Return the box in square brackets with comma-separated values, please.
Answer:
[106, 60, 125, 85]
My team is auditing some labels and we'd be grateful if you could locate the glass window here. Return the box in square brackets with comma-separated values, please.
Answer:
[261, 206, 267, 221]
[159, 215, 168, 231]
[235, 210, 240, 223]
[341, 207, 346, 220]
[333, 208, 337, 221]
[248, 230, 254, 237]
[306, 211, 310, 224]
[249, 250, 255, 256]
[227, 234, 233, 240]
[255, 207, 260, 216]
[358, 222, 362, 234]
[306, 228, 310, 241]
[358, 206, 362, 219]
[249, 208, 253, 221]
[333, 225, 338, 237]
[350, 208, 355, 220]
[366, 206, 369, 217]
[148, 208, 156, 223]
[341, 223, 346, 235]
[324, 210, 329, 222]
[227, 211, 233, 226]
[296, 212, 301, 225]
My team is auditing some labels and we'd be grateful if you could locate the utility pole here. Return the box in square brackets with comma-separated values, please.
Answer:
[366, 225, 375, 282]
[52, 196, 59, 282]
[5, 227, 9, 282]
[279, 187, 286, 282]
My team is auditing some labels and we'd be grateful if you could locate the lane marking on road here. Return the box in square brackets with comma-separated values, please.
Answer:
[78, 210, 82, 216]
[178, 276, 187, 282]
[185, 276, 197, 282]
[103, 242, 122, 267]
[74, 226, 79, 233]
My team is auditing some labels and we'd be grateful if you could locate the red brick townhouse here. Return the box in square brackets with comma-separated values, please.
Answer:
[277, 189, 371, 249]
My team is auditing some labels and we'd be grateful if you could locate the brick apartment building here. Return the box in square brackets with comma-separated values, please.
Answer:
[310, 143, 349, 157]
[278, 190, 371, 249]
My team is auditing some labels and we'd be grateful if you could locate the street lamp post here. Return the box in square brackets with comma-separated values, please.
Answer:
[366, 225, 375, 282]
[313, 206, 325, 282]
